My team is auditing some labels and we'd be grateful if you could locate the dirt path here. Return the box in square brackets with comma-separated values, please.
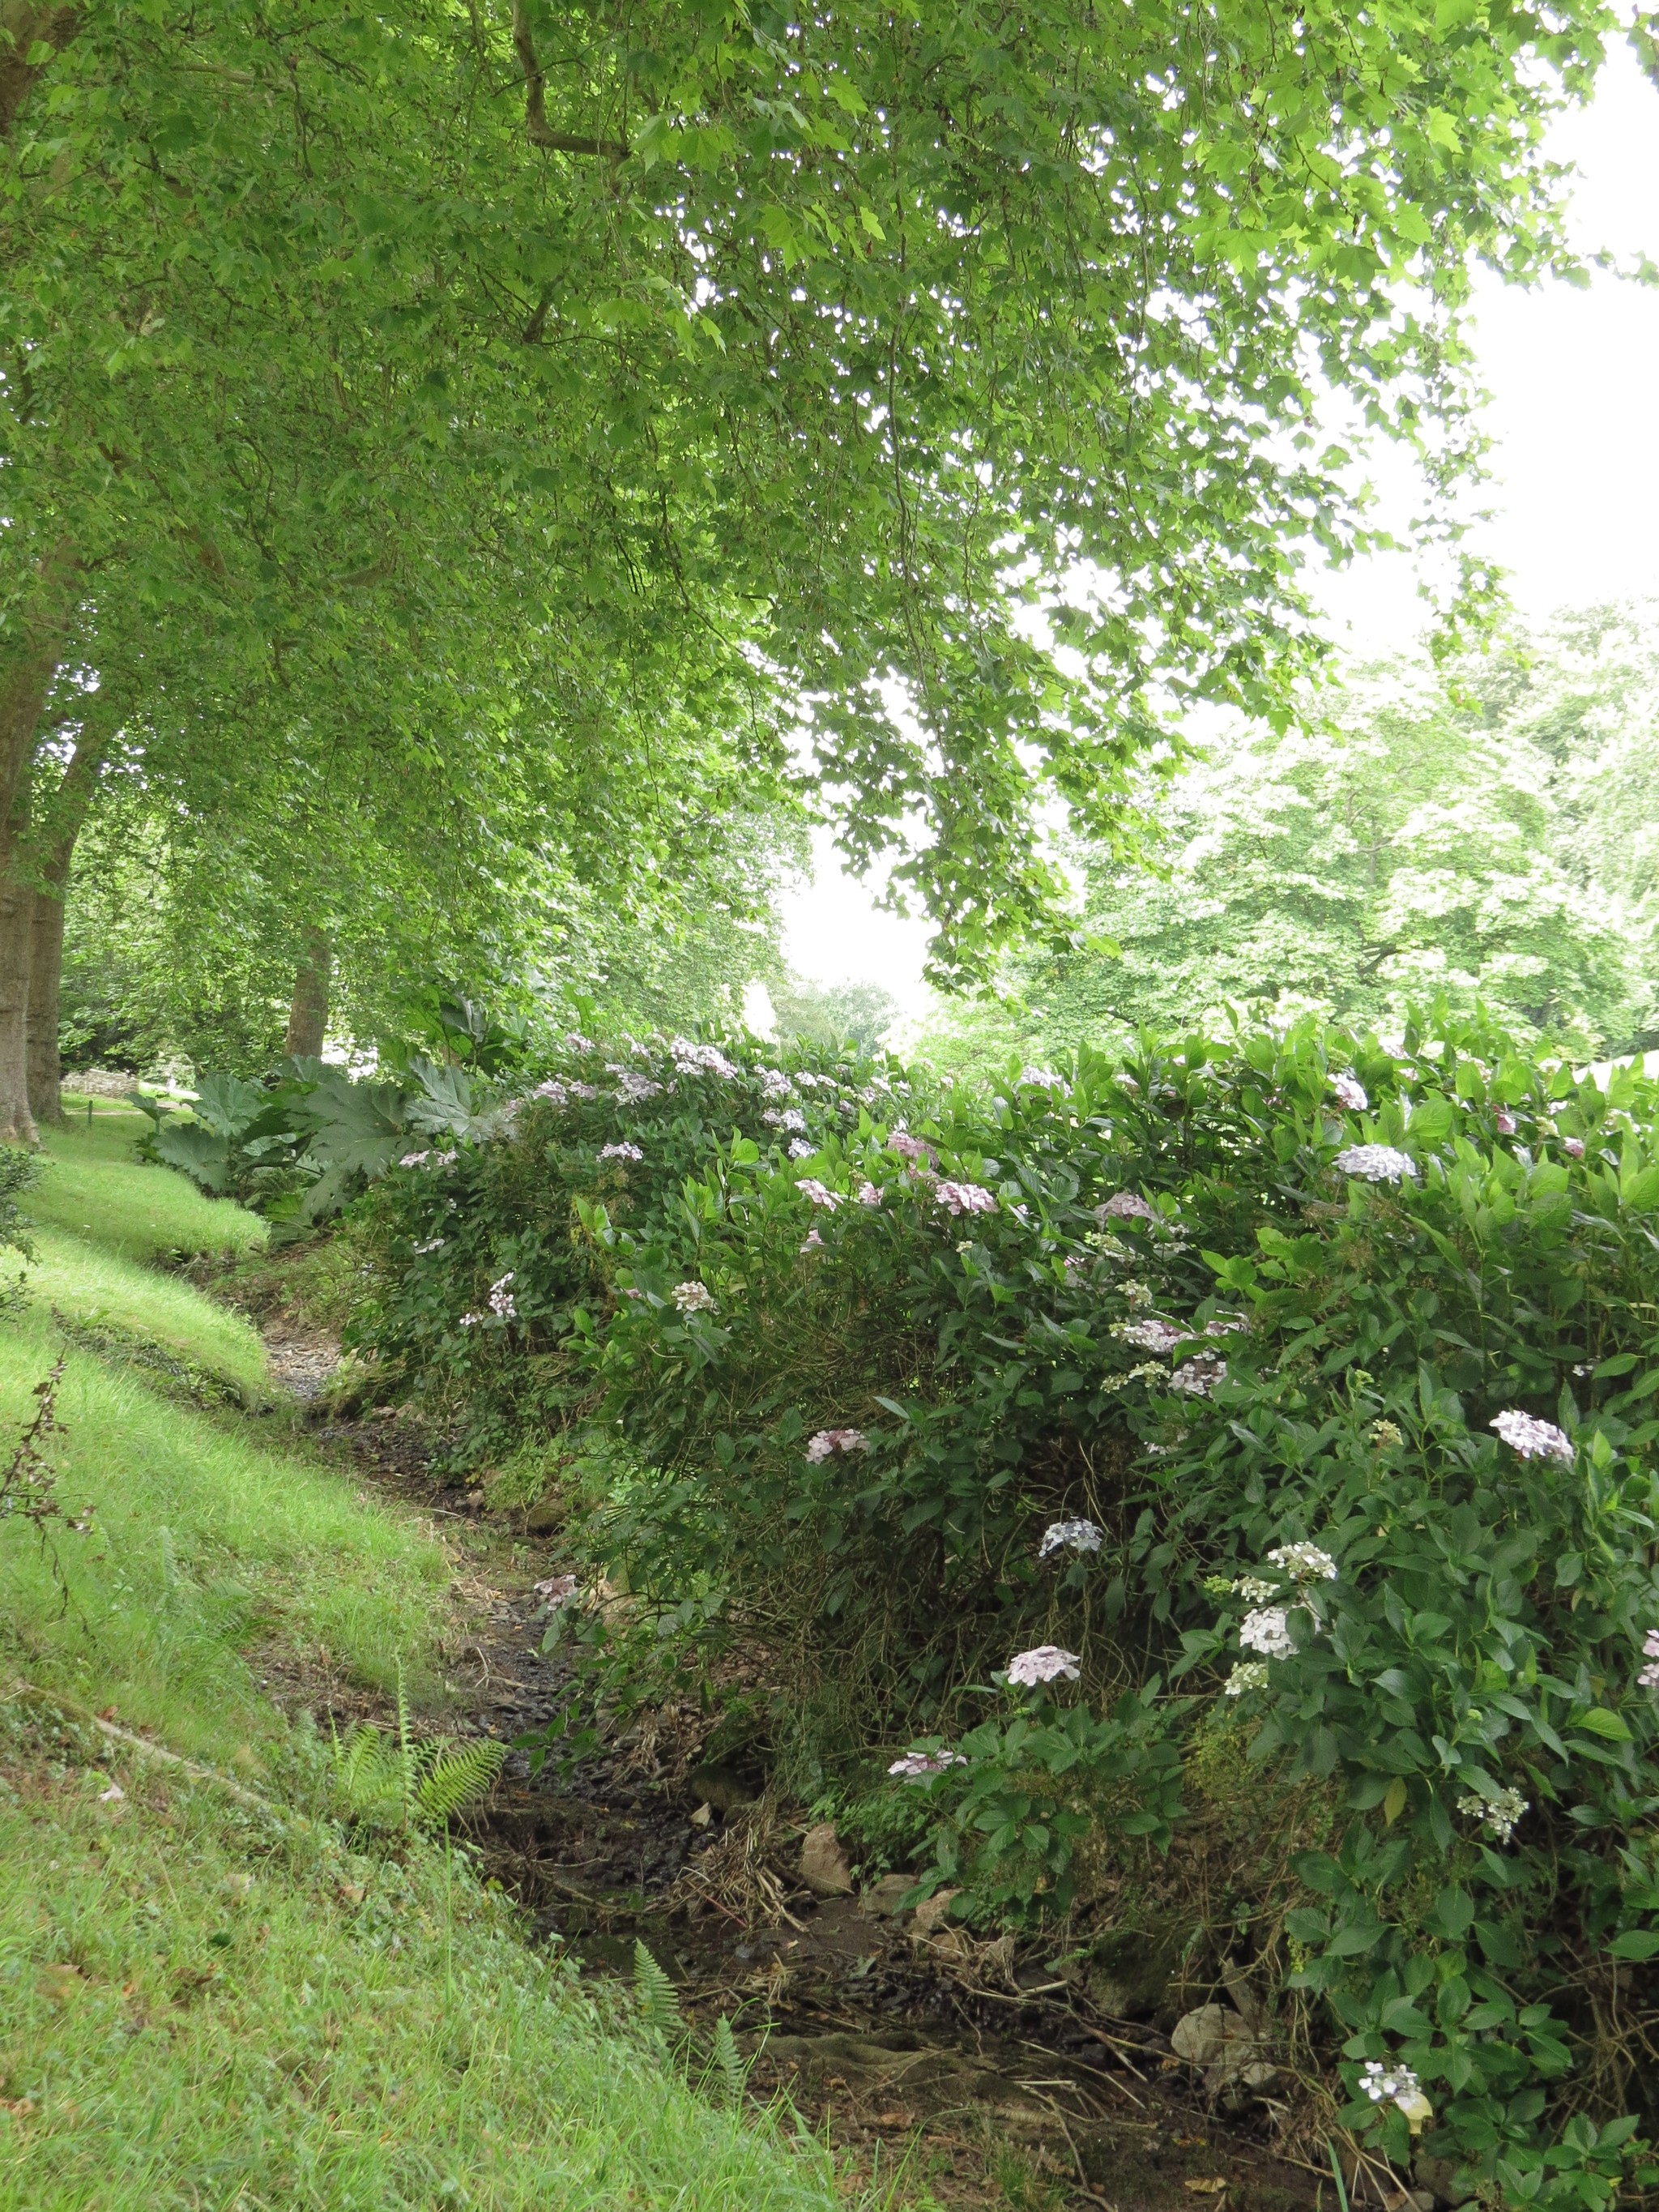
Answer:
[261, 1323, 1327, 2212]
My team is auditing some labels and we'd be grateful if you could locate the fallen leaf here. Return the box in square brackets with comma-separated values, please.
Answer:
[1183, 2180, 1229, 2196]
[874, 2110, 913, 2128]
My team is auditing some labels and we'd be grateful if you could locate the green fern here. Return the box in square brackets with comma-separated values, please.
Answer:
[327, 1672, 504, 1834]
[708, 2013, 746, 2108]
[633, 1939, 681, 2046]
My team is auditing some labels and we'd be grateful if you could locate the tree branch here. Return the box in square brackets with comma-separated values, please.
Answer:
[0, 1, 78, 139]
[509, 0, 626, 156]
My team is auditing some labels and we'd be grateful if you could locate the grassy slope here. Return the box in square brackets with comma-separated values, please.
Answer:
[0, 1120, 862, 2212]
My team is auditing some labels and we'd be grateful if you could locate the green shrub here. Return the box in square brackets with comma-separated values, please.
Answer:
[349, 1011, 1659, 2209]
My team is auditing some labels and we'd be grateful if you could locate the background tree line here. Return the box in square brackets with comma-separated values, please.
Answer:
[912, 607, 1659, 1073]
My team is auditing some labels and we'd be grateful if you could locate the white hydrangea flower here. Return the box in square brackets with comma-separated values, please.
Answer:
[788, 1138, 816, 1159]
[1037, 1518, 1103, 1561]
[1005, 1645, 1081, 1687]
[1361, 2059, 1422, 2110]
[1266, 1542, 1338, 1583]
[1491, 1409, 1573, 1465]
[672, 1281, 717, 1313]
[1233, 1574, 1278, 1603]
[1170, 1354, 1226, 1397]
[1223, 1661, 1270, 1697]
[1112, 1318, 1184, 1353]
[888, 1750, 966, 1780]
[1457, 1786, 1528, 1845]
[599, 1142, 644, 1161]
[1239, 1607, 1294, 1658]
[1333, 1144, 1416, 1183]
[1018, 1066, 1062, 1090]
[488, 1271, 516, 1319]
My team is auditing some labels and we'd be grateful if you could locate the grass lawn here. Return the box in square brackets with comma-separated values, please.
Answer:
[0, 1123, 872, 2211]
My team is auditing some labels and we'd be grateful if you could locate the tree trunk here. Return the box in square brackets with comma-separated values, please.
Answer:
[0, 797, 36, 1147]
[284, 928, 331, 1058]
[24, 721, 113, 1125]
[0, 538, 79, 1144]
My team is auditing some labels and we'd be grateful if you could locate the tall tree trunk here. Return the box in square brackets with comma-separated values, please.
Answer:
[0, 539, 79, 1145]
[26, 878, 68, 1125]
[284, 928, 331, 1058]
[24, 721, 109, 1125]
[0, 796, 36, 1147]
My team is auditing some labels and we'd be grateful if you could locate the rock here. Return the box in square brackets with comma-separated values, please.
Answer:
[1081, 1924, 1182, 2022]
[910, 1887, 961, 1935]
[688, 1761, 754, 1814]
[1414, 2159, 1470, 2209]
[1170, 2003, 1274, 2093]
[800, 1821, 855, 1896]
[523, 1497, 564, 1535]
[860, 1873, 914, 1917]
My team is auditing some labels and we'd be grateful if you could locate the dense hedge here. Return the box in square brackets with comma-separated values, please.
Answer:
[351, 1015, 1659, 2210]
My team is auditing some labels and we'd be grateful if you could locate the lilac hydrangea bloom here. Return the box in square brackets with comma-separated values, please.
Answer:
[1006, 1645, 1081, 1687]
[1491, 1409, 1573, 1465]
[1038, 1518, 1103, 1561]
[1331, 1072, 1368, 1111]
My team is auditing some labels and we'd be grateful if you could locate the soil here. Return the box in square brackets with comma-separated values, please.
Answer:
[257, 1326, 1335, 2212]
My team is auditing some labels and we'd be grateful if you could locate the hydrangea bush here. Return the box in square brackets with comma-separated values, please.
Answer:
[350, 1012, 1659, 2208]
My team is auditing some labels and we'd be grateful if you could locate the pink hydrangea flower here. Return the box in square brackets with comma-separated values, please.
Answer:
[1495, 1109, 1517, 1134]
[1331, 1072, 1368, 1111]
[855, 1181, 882, 1206]
[796, 1178, 841, 1210]
[935, 1181, 996, 1216]
[534, 1574, 579, 1609]
[805, 1427, 868, 1461]
[889, 1132, 933, 1162]
[889, 1750, 966, 1780]
[1562, 1136, 1585, 1159]
[1099, 1191, 1158, 1222]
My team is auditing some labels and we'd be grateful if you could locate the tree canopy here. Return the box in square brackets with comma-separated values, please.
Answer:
[0, 0, 1641, 1129]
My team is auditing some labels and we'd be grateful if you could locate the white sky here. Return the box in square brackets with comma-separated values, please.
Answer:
[778, 45, 1659, 1020]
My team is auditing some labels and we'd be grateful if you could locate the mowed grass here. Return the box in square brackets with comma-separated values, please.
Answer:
[30, 1106, 265, 1266]
[0, 1701, 855, 2212]
[0, 1125, 868, 2212]
[1, 1113, 446, 1754]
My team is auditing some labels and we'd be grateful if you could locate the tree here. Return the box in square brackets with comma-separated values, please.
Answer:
[3, 0, 1645, 1134]
[911, 634, 1653, 1074]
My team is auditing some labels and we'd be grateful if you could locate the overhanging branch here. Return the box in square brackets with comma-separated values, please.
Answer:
[509, 1, 627, 157]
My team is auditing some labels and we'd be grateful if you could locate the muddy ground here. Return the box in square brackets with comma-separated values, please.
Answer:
[258, 1326, 1346, 2212]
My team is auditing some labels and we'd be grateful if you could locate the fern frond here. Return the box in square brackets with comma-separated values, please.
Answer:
[710, 2013, 746, 2107]
[633, 1939, 681, 2046]
[414, 1738, 505, 1825]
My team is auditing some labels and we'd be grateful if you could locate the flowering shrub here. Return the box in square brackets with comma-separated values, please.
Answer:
[347, 1006, 1659, 2207]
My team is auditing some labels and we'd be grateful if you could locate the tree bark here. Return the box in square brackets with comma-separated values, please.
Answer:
[0, 2, 79, 140]
[284, 927, 331, 1058]
[0, 793, 36, 1147]
[24, 721, 108, 1125]
[0, 539, 80, 1142]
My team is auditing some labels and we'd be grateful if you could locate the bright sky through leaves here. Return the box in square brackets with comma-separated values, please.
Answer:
[783, 49, 1659, 1017]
